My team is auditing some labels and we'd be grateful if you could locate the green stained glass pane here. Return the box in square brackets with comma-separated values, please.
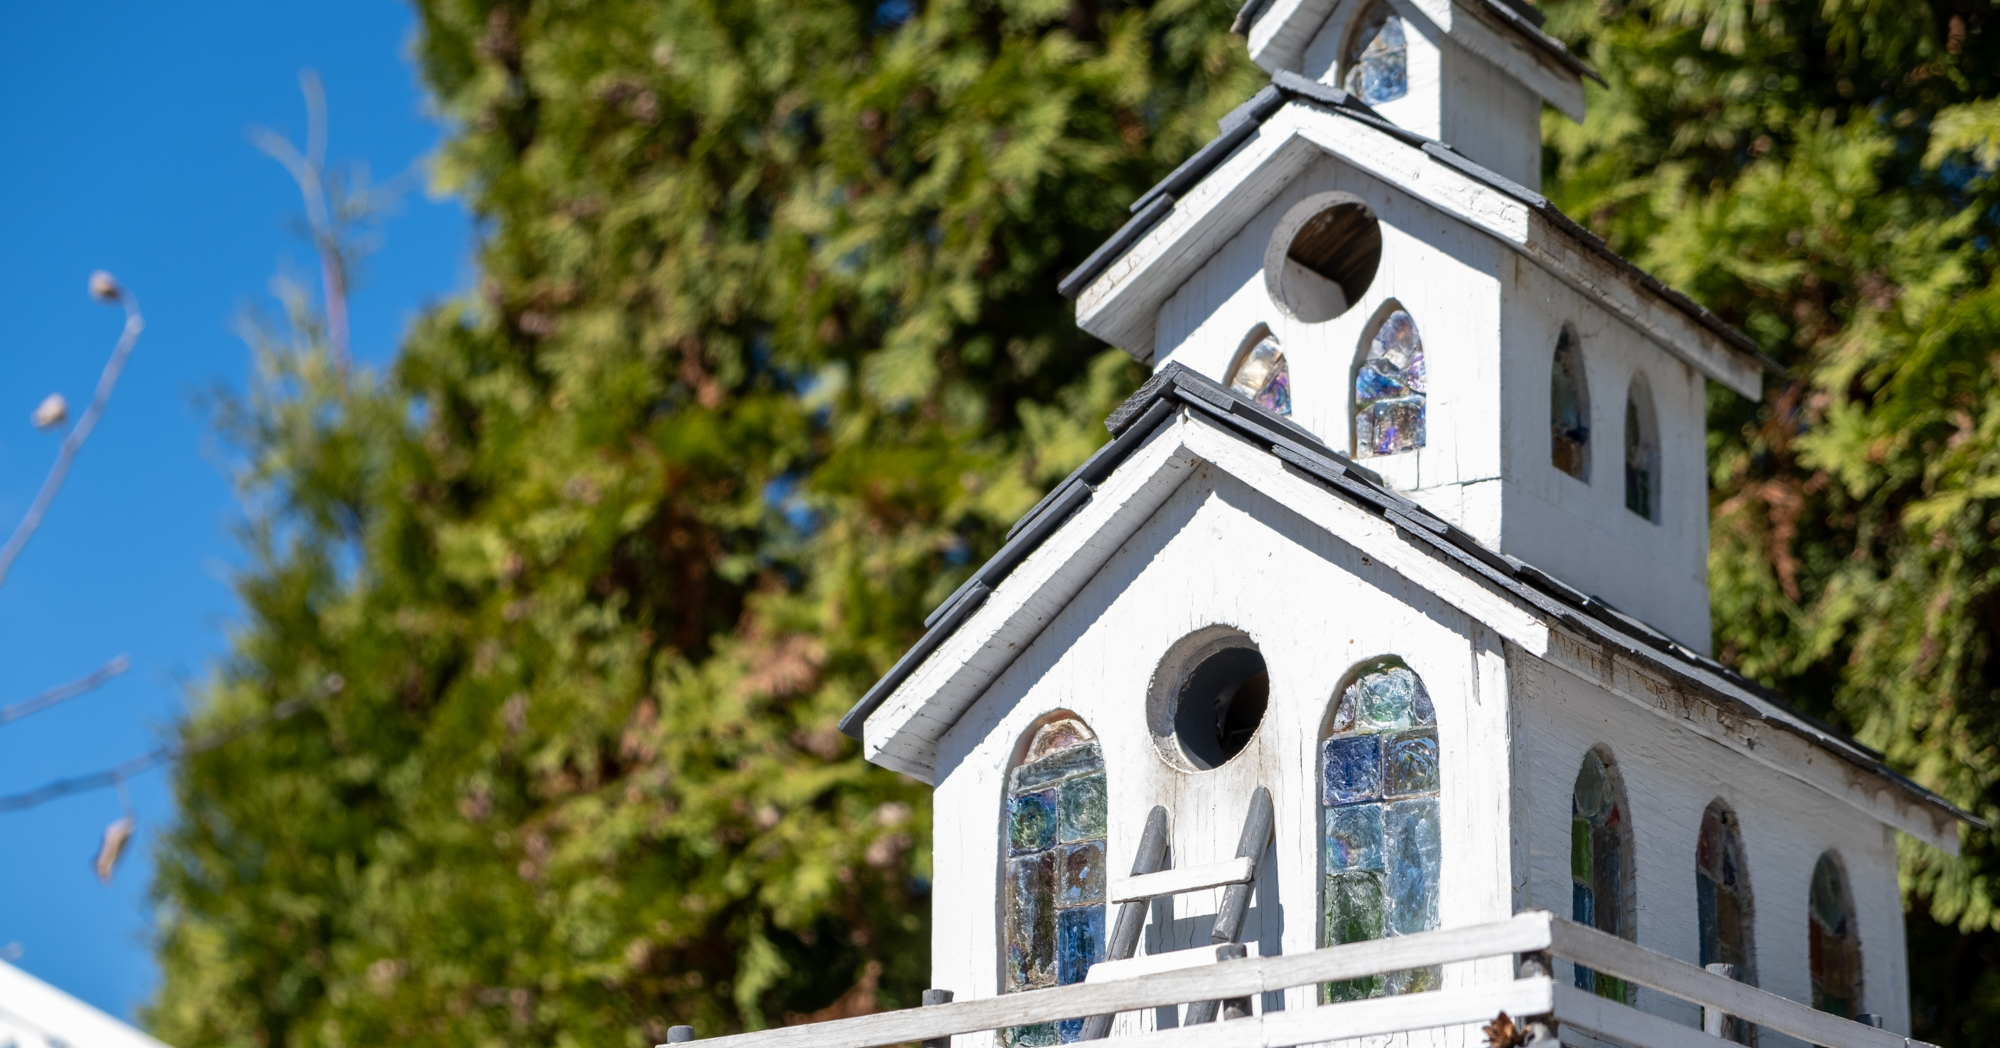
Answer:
[1003, 1023, 1059, 1047]
[1057, 774, 1107, 842]
[1571, 815, 1593, 882]
[1384, 964, 1442, 996]
[1012, 742, 1104, 792]
[1324, 870, 1384, 946]
[1358, 668, 1417, 732]
[1008, 789, 1058, 855]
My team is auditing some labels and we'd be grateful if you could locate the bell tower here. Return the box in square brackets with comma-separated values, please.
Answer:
[1237, 0, 1594, 188]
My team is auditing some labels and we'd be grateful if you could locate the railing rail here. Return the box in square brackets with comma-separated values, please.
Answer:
[665, 912, 1930, 1048]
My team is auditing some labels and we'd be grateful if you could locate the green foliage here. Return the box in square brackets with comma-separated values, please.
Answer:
[1542, 0, 2000, 993]
[147, 1, 1258, 1046]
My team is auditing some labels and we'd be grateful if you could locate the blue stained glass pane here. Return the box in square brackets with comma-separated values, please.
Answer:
[1696, 874, 1719, 968]
[1402, 349, 1426, 394]
[1012, 742, 1104, 791]
[1006, 853, 1057, 990]
[1325, 804, 1385, 872]
[1056, 905, 1105, 986]
[1256, 365, 1293, 416]
[1057, 774, 1107, 842]
[1384, 730, 1439, 798]
[1009, 789, 1058, 855]
[1322, 736, 1383, 807]
[1572, 881, 1595, 926]
[1354, 360, 1406, 401]
[1057, 841, 1106, 906]
[1384, 798, 1440, 936]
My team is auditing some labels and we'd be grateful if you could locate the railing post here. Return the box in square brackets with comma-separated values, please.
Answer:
[666, 1025, 696, 1044]
[921, 988, 955, 1048]
[1215, 944, 1253, 1020]
[1701, 963, 1735, 1037]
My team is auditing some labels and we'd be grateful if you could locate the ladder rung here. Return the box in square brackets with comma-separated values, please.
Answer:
[1107, 856, 1256, 904]
[1083, 942, 1247, 984]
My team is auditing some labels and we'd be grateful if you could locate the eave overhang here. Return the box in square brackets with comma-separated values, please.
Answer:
[1058, 76, 1777, 400]
[840, 365, 1976, 850]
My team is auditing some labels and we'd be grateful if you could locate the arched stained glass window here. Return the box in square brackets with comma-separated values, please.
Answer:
[1320, 659, 1441, 1001]
[1354, 309, 1426, 459]
[1229, 332, 1293, 416]
[1003, 716, 1108, 1045]
[1571, 750, 1632, 1001]
[1697, 802, 1754, 1043]
[1624, 376, 1659, 521]
[1551, 329, 1590, 480]
[1342, 2, 1408, 106]
[1809, 853, 1861, 1019]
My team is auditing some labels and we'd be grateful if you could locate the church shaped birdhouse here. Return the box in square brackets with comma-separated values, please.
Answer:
[824, 3, 1975, 1047]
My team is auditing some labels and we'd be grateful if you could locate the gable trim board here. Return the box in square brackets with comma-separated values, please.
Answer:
[1056, 74, 1777, 399]
[840, 365, 1974, 850]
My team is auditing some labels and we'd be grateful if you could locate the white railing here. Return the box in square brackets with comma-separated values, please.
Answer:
[665, 911, 1930, 1048]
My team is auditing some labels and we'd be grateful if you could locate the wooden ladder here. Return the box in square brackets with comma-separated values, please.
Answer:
[1076, 786, 1276, 1039]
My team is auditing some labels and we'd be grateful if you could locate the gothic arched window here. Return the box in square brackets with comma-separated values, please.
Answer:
[1354, 309, 1426, 459]
[1004, 715, 1107, 1044]
[1809, 853, 1861, 1019]
[1342, 2, 1408, 106]
[1229, 330, 1293, 416]
[1624, 375, 1659, 521]
[1320, 658, 1441, 1001]
[1551, 329, 1590, 480]
[1571, 749, 1633, 1001]
[1697, 801, 1754, 1042]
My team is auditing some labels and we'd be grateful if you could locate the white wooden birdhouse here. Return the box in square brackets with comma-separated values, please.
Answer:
[828, 4, 1975, 1047]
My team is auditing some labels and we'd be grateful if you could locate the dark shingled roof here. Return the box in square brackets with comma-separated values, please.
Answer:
[1057, 72, 1780, 375]
[839, 363, 1973, 830]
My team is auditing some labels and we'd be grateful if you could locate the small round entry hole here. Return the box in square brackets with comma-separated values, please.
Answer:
[1175, 645, 1270, 769]
[1265, 192, 1382, 323]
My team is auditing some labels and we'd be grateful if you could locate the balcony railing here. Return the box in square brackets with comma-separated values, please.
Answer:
[662, 911, 1931, 1048]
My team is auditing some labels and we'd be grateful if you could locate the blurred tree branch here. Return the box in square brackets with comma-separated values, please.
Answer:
[0, 655, 131, 727]
[0, 273, 143, 592]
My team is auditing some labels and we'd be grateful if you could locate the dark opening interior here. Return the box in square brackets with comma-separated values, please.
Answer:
[1287, 201, 1382, 305]
[1174, 645, 1270, 769]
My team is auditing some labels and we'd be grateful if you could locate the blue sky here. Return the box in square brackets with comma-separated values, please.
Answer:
[0, 1, 469, 1022]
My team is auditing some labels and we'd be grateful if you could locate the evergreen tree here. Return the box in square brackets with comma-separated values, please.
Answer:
[148, 1, 1257, 1045]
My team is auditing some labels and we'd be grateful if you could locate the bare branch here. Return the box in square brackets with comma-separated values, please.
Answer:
[251, 69, 350, 373]
[0, 283, 145, 591]
[0, 656, 131, 727]
[0, 674, 344, 814]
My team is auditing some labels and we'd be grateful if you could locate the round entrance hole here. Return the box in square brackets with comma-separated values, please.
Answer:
[1149, 628, 1270, 770]
[1264, 192, 1382, 323]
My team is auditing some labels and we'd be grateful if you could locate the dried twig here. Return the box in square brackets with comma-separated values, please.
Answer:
[251, 70, 350, 372]
[0, 656, 131, 727]
[0, 674, 344, 813]
[0, 275, 144, 592]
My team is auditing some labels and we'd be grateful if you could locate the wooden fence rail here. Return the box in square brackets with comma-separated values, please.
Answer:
[667, 911, 1931, 1048]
